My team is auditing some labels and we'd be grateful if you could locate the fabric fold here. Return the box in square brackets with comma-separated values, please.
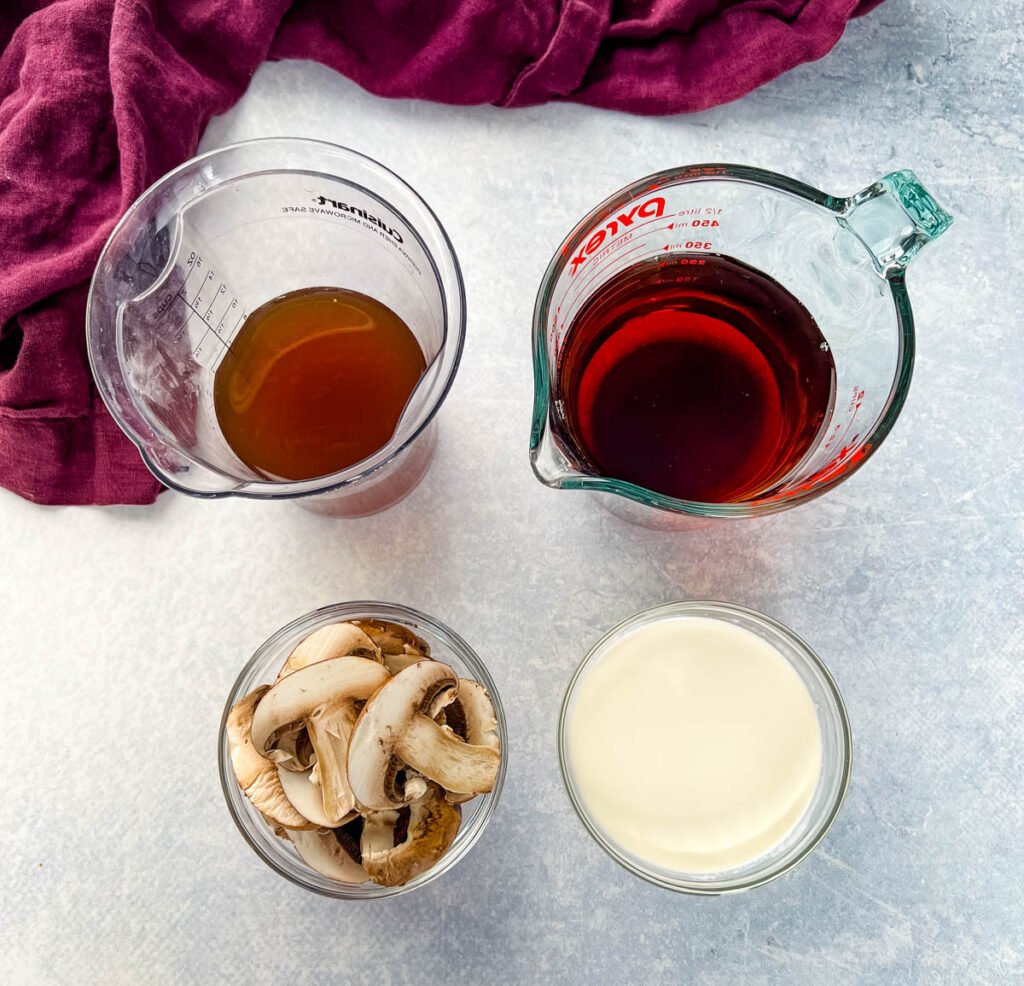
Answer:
[500, 0, 612, 108]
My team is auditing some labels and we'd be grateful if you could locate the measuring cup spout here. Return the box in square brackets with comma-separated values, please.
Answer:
[136, 440, 246, 497]
[838, 170, 953, 275]
[530, 416, 581, 489]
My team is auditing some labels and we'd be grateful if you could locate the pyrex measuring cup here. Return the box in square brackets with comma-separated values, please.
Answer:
[87, 138, 465, 517]
[531, 164, 951, 527]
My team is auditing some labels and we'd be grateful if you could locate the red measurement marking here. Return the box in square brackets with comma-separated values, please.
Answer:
[552, 219, 676, 316]
[557, 240, 651, 320]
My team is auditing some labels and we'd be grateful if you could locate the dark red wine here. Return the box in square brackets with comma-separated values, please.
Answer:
[555, 254, 835, 503]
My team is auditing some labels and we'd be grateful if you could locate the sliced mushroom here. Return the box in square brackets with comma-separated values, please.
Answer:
[360, 784, 461, 887]
[306, 701, 361, 823]
[276, 765, 356, 829]
[231, 627, 499, 887]
[252, 656, 390, 821]
[453, 680, 499, 750]
[394, 768, 429, 805]
[381, 649, 432, 677]
[266, 721, 315, 772]
[251, 656, 389, 756]
[348, 661, 500, 810]
[354, 620, 432, 676]
[261, 814, 290, 840]
[354, 619, 430, 658]
[279, 622, 382, 679]
[442, 680, 500, 804]
[226, 687, 312, 830]
[287, 827, 368, 884]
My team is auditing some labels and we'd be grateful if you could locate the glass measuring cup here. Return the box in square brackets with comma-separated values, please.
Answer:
[87, 138, 465, 517]
[530, 165, 952, 527]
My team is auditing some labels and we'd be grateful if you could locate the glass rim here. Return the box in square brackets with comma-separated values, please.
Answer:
[87, 136, 467, 501]
[218, 601, 508, 899]
[530, 162, 916, 518]
[557, 599, 852, 895]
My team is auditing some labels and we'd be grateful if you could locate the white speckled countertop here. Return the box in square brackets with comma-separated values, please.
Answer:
[2, 2, 1022, 983]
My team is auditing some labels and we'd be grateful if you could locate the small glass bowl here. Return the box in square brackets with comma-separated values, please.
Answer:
[558, 600, 851, 895]
[219, 602, 508, 899]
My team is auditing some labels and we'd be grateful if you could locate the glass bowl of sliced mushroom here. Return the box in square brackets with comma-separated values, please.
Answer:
[218, 602, 507, 898]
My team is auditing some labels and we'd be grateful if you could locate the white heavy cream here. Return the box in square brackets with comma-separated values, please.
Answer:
[567, 616, 822, 874]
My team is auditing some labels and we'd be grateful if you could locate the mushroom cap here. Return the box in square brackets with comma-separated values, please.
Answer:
[251, 655, 389, 758]
[360, 784, 461, 887]
[287, 827, 368, 884]
[226, 687, 312, 830]
[280, 622, 381, 679]
[347, 661, 460, 810]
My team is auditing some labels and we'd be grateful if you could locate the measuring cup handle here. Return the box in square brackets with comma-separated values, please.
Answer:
[838, 170, 953, 275]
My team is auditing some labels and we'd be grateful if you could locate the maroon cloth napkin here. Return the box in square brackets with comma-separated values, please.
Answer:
[0, 0, 881, 505]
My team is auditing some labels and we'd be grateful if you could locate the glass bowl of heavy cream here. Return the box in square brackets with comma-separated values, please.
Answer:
[558, 600, 851, 894]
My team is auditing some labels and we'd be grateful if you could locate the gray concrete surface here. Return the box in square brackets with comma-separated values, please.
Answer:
[1, 1, 1021, 982]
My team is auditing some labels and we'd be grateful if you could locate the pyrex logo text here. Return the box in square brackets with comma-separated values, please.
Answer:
[570, 196, 665, 275]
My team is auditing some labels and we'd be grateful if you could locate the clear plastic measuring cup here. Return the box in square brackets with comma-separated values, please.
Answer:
[87, 138, 465, 517]
[530, 164, 952, 527]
